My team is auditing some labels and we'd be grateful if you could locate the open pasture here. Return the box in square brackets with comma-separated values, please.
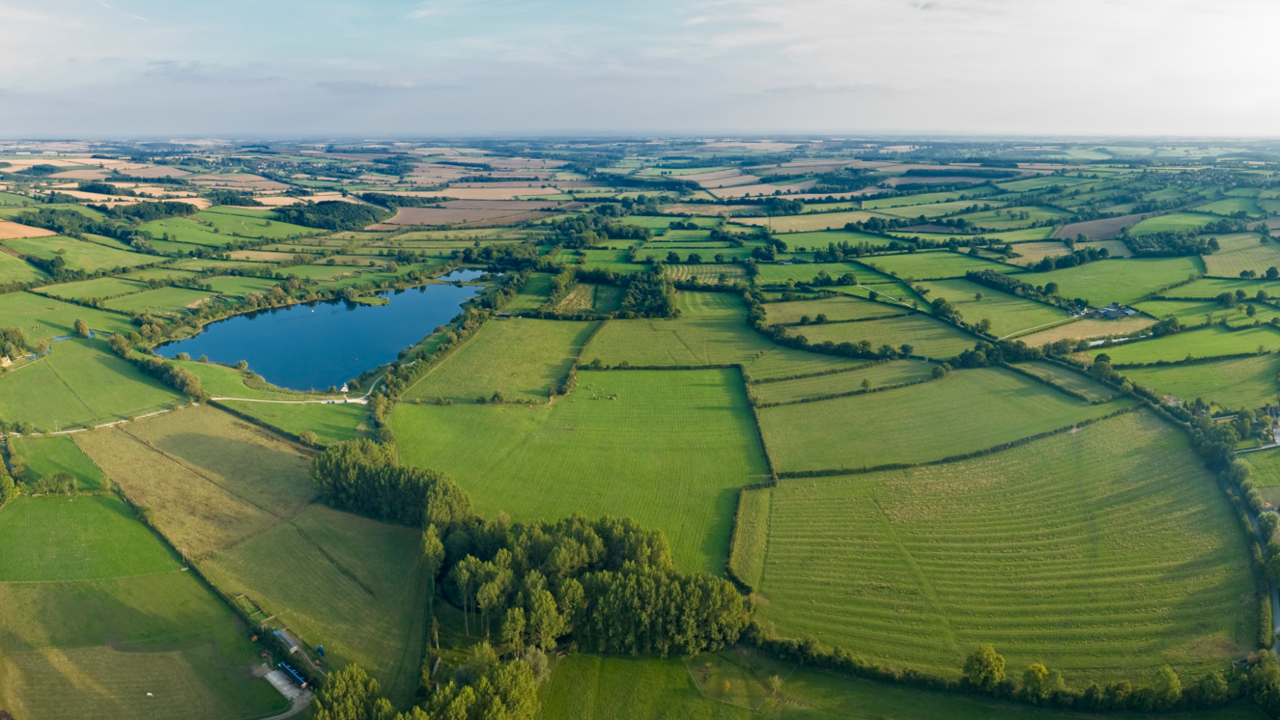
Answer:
[75, 406, 314, 558]
[38, 276, 146, 300]
[1202, 235, 1280, 278]
[754, 262, 891, 286]
[405, 318, 598, 403]
[1029, 257, 1202, 305]
[216, 400, 370, 446]
[749, 359, 936, 406]
[776, 230, 904, 250]
[204, 275, 279, 296]
[917, 278, 1069, 337]
[877, 199, 1009, 220]
[758, 366, 1131, 473]
[784, 313, 977, 360]
[0, 252, 47, 285]
[1197, 197, 1266, 218]
[749, 411, 1255, 683]
[1129, 212, 1218, 235]
[953, 205, 1071, 230]
[857, 252, 1021, 280]
[1010, 360, 1117, 402]
[1173, 277, 1280, 299]
[393, 369, 769, 575]
[730, 210, 887, 233]
[584, 292, 869, 380]
[104, 286, 217, 315]
[1097, 325, 1280, 364]
[10, 435, 107, 490]
[0, 339, 179, 430]
[4, 235, 154, 272]
[1123, 353, 1280, 410]
[1016, 316, 1157, 347]
[0, 495, 285, 720]
[0, 291, 137, 340]
[200, 504, 428, 707]
[505, 271, 553, 311]
[1137, 298, 1280, 326]
[764, 296, 905, 325]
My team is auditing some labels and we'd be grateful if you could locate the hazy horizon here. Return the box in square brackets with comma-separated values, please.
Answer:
[1, 0, 1275, 137]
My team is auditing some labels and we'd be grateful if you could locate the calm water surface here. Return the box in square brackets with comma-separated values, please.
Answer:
[157, 272, 485, 390]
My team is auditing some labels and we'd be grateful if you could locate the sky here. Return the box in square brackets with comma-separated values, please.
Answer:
[0, 0, 1276, 138]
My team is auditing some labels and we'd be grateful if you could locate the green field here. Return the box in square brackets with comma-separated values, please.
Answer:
[917, 277, 1069, 337]
[405, 318, 598, 403]
[138, 209, 313, 247]
[1174, 277, 1280, 299]
[3, 236, 155, 272]
[1243, 449, 1280, 488]
[200, 504, 428, 707]
[757, 366, 1134, 473]
[506, 271, 554, 311]
[10, 435, 108, 490]
[216, 400, 370, 445]
[584, 292, 870, 380]
[121, 267, 201, 282]
[754, 262, 894, 286]
[857, 252, 1021, 280]
[1129, 212, 1219, 235]
[784, 313, 977, 361]
[39, 277, 147, 300]
[749, 359, 936, 406]
[1202, 235, 1280, 278]
[0, 291, 138, 340]
[748, 411, 1255, 683]
[0, 252, 48, 285]
[1029, 257, 1203, 305]
[1123, 353, 1280, 409]
[542, 651, 1265, 720]
[1097, 325, 1280, 364]
[1135, 298, 1280, 325]
[393, 369, 769, 574]
[0, 338, 181, 430]
[1197, 197, 1266, 218]
[173, 359, 339, 401]
[0, 495, 285, 720]
[75, 406, 315, 558]
[204, 275, 279, 296]
[104, 286, 217, 315]
[764, 296, 904, 325]
[1010, 360, 1117, 402]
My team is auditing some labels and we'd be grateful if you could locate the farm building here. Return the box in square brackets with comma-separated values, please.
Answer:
[274, 629, 299, 654]
[1092, 302, 1137, 320]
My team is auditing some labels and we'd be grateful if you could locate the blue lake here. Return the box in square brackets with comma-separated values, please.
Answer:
[157, 272, 485, 390]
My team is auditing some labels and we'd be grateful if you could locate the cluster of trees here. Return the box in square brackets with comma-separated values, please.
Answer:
[95, 201, 199, 223]
[205, 189, 263, 206]
[78, 181, 134, 197]
[549, 212, 651, 249]
[107, 333, 204, 399]
[276, 200, 392, 231]
[808, 168, 880, 195]
[312, 659, 541, 720]
[902, 168, 1019, 179]
[1028, 245, 1109, 272]
[359, 192, 451, 209]
[746, 290, 913, 361]
[1121, 229, 1219, 257]
[618, 270, 677, 318]
[311, 438, 473, 527]
[812, 238, 912, 261]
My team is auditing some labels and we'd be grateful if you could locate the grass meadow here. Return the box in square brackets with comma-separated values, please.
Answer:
[405, 318, 599, 403]
[0, 338, 180, 430]
[3, 236, 153, 272]
[748, 359, 936, 406]
[200, 504, 428, 707]
[506, 272, 553, 311]
[764, 296, 903, 325]
[10, 435, 108, 490]
[584, 292, 870, 380]
[215, 400, 371, 445]
[1029, 257, 1203, 305]
[1010, 361, 1117, 402]
[0, 496, 285, 720]
[0, 291, 137, 340]
[1136, 299, 1280, 326]
[393, 369, 769, 574]
[916, 277, 1069, 337]
[74, 406, 314, 558]
[104, 286, 217, 315]
[757, 366, 1134, 473]
[753, 262, 894, 286]
[784, 313, 977, 360]
[749, 412, 1256, 684]
[1123, 353, 1280, 410]
[0, 253, 47, 285]
[1097, 325, 1280, 364]
[38, 277, 147, 300]
[1202, 235, 1280, 278]
[857, 252, 1021, 280]
[1129, 212, 1219, 235]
